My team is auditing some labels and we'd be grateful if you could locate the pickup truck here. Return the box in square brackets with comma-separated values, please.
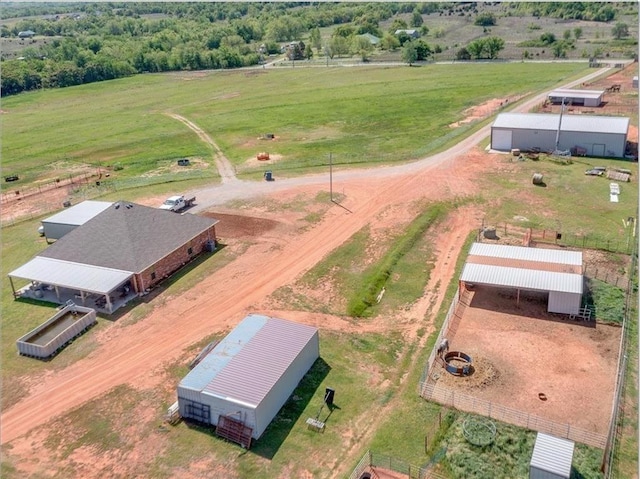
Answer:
[159, 195, 195, 212]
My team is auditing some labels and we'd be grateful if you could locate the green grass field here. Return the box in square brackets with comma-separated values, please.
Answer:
[2, 62, 588, 182]
[1, 61, 637, 478]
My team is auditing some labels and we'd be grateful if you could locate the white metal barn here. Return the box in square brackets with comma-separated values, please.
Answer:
[529, 432, 575, 479]
[41, 201, 113, 241]
[178, 314, 319, 445]
[460, 243, 583, 315]
[491, 113, 629, 157]
[547, 88, 605, 107]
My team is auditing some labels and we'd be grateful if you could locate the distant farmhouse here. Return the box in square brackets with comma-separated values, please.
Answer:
[359, 33, 380, 45]
[18, 30, 35, 39]
[9, 201, 218, 314]
[394, 29, 420, 39]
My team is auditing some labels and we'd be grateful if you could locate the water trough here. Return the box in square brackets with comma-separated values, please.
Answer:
[17, 301, 97, 359]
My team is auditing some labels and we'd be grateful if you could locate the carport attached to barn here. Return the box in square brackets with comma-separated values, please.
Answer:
[460, 243, 583, 315]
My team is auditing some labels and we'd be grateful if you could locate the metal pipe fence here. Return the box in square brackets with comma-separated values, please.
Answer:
[421, 382, 607, 450]
[349, 450, 448, 479]
[478, 223, 633, 255]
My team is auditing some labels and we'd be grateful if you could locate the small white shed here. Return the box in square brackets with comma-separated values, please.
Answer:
[41, 201, 113, 241]
[548, 88, 605, 107]
[633, 76, 638, 88]
[530, 432, 575, 479]
[178, 314, 319, 444]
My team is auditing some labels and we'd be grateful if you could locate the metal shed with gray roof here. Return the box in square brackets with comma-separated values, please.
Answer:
[460, 243, 583, 315]
[41, 200, 113, 241]
[548, 88, 605, 107]
[491, 112, 629, 157]
[529, 432, 575, 479]
[178, 314, 320, 444]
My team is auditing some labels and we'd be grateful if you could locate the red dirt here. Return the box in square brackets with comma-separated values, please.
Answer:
[0, 146, 490, 477]
[1, 66, 635, 477]
[434, 285, 621, 435]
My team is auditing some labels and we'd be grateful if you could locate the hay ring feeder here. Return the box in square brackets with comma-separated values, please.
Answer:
[463, 416, 496, 446]
[444, 351, 473, 376]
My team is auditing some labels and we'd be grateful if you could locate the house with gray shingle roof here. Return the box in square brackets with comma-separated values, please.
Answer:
[9, 201, 218, 313]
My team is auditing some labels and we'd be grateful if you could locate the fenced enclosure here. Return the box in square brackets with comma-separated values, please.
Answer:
[479, 223, 634, 255]
[349, 450, 447, 479]
[420, 382, 607, 449]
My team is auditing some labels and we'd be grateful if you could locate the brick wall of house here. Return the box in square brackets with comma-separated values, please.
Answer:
[134, 225, 217, 292]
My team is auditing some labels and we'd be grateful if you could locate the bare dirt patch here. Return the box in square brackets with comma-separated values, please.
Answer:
[449, 95, 525, 128]
[433, 284, 621, 434]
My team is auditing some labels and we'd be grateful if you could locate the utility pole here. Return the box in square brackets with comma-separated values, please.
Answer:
[329, 152, 333, 201]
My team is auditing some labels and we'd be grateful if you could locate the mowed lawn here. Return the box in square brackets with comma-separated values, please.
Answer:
[2, 62, 588, 179]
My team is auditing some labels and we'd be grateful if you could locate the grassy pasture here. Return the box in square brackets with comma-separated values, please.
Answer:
[1, 61, 637, 478]
[2, 62, 587, 183]
[477, 154, 638, 247]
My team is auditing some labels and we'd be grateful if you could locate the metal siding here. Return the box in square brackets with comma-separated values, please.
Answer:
[9, 257, 134, 294]
[511, 129, 556, 152]
[491, 129, 512, 150]
[530, 432, 574, 478]
[252, 331, 320, 438]
[493, 113, 629, 135]
[469, 243, 582, 266]
[558, 131, 627, 158]
[461, 263, 582, 294]
[548, 291, 581, 315]
[42, 223, 79, 241]
[204, 317, 319, 407]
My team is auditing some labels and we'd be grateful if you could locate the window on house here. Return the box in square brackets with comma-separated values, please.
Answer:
[188, 247, 193, 255]
[151, 272, 156, 280]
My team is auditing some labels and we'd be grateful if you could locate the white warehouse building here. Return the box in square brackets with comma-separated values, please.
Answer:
[491, 112, 629, 158]
[177, 314, 319, 447]
[460, 243, 583, 315]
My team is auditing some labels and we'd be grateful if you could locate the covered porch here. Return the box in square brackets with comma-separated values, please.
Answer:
[8, 257, 136, 315]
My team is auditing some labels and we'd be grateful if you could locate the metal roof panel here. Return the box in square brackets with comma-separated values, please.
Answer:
[492, 113, 629, 135]
[530, 432, 575, 477]
[201, 315, 319, 407]
[8, 256, 132, 294]
[461, 263, 583, 294]
[42, 201, 113, 226]
[469, 243, 582, 266]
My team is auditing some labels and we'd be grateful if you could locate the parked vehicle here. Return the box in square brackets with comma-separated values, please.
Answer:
[159, 195, 196, 212]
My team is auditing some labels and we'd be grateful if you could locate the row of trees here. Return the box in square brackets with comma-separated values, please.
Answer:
[1, 2, 633, 96]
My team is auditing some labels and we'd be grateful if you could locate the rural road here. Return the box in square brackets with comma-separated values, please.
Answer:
[0, 67, 612, 451]
[188, 66, 612, 211]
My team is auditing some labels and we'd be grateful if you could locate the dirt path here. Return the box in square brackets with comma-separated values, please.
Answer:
[1, 69, 618, 477]
[165, 112, 238, 183]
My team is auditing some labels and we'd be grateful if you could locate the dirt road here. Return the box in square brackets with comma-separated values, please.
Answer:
[0, 68, 615, 474]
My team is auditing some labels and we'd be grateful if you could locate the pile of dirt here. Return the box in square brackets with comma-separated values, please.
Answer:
[434, 353, 501, 391]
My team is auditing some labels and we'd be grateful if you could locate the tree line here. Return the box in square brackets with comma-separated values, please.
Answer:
[1, 2, 628, 97]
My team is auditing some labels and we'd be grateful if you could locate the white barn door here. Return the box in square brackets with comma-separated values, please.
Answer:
[492, 129, 512, 151]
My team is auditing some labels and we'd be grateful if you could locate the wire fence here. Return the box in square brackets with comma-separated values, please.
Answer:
[349, 450, 448, 479]
[479, 223, 634, 255]
[420, 382, 607, 449]
[603, 219, 638, 478]
[0, 169, 219, 228]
